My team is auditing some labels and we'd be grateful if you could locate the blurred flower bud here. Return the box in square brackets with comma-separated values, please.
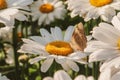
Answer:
[19, 54, 29, 63]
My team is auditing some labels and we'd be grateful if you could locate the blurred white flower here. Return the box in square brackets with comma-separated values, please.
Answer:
[99, 67, 120, 80]
[0, 73, 9, 80]
[18, 26, 87, 72]
[88, 12, 120, 71]
[67, 0, 120, 22]
[0, 0, 33, 26]
[43, 70, 94, 80]
[30, 0, 67, 25]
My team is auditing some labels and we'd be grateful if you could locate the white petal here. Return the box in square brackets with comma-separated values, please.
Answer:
[22, 38, 35, 44]
[55, 56, 66, 64]
[0, 8, 19, 16]
[38, 14, 47, 25]
[54, 1, 63, 8]
[30, 36, 46, 45]
[89, 49, 119, 62]
[61, 62, 70, 71]
[64, 26, 74, 42]
[98, 68, 111, 80]
[53, 27, 63, 40]
[74, 75, 86, 80]
[54, 70, 72, 80]
[86, 35, 92, 41]
[112, 16, 120, 32]
[41, 58, 54, 72]
[111, 71, 120, 80]
[67, 60, 79, 72]
[69, 51, 86, 60]
[87, 76, 94, 80]
[48, 13, 54, 22]
[99, 22, 120, 37]
[18, 44, 45, 55]
[43, 77, 53, 80]
[84, 8, 99, 21]
[92, 26, 118, 45]
[11, 0, 33, 6]
[40, 28, 54, 42]
[100, 56, 120, 72]
[29, 56, 46, 64]
[100, 7, 115, 22]
[14, 12, 28, 21]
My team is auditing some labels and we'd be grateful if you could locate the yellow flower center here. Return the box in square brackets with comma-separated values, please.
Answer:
[117, 39, 120, 49]
[0, 0, 7, 10]
[39, 3, 54, 13]
[89, 0, 113, 7]
[45, 41, 73, 56]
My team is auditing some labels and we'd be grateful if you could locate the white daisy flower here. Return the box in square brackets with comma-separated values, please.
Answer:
[99, 66, 120, 80]
[30, 0, 67, 25]
[0, 73, 9, 80]
[67, 0, 120, 22]
[88, 12, 120, 70]
[18, 26, 87, 72]
[43, 70, 94, 80]
[0, 0, 33, 26]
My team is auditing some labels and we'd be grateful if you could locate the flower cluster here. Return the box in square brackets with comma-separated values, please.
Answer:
[1, 0, 120, 80]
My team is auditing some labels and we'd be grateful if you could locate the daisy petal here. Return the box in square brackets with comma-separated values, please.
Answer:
[14, 12, 28, 21]
[67, 60, 79, 72]
[30, 36, 46, 45]
[64, 26, 74, 42]
[74, 75, 86, 80]
[43, 77, 53, 80]
[61, 63, 70, 71]
[69, 51, 86, 60]
[92, 26, 118, 45]
[100, 56, 120, 72]
[111, 72, 120, 80]
[89, 49, 119, 62]
[53, 27, 63, 40]
[11, 0, 33, 6]
[29, 56, 46, 64]
[54, 70, 72, 80]
[112, 16, 120, 31]
[98, 68, 111, 80]
[41, 58, 54, 72]
[40, 28, 54, 42]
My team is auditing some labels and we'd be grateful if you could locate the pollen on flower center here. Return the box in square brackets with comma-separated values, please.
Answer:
[0, 0, 7, 10]
[39, 3, 54, 13]
[89, 0, 113, 7]
[45, 41, 73, 56]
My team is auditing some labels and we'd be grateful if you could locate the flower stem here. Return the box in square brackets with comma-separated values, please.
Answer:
[13, 27, 20, 80]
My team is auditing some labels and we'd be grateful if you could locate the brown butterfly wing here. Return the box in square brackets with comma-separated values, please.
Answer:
[70, 23, 87, 51]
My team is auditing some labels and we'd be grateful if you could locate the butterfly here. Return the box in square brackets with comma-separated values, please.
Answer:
[70, 22, 87, 51]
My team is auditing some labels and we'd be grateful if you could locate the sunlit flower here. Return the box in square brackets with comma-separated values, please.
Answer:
[43, 70, 94, 80]
[67, 0, 120, 22]
[0, 73, 9, 80]
[30, 0, 67, 25]
[88, 12, 120, 70]
[18, 26, 87, 72]
[99, 66, 120, 80]
[0, 0, 33, 26]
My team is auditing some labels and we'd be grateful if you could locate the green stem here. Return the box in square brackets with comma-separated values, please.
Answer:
[13, 28, 20, 80]
[85, 64, 89, 77]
